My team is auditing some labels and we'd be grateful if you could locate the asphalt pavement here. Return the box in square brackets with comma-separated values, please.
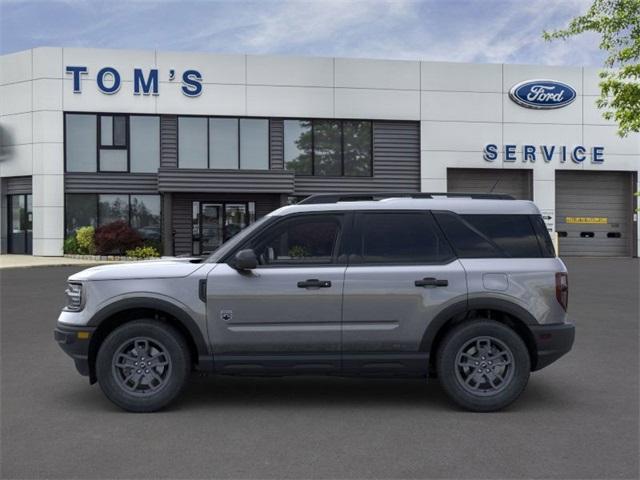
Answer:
[1, 258, 638, 479]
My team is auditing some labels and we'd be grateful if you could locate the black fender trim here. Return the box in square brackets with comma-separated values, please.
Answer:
[419, 300, 469, 353]
[467, 297, 539, 325]
[419, 297, 538, 354]
[88, 297, 211, 369]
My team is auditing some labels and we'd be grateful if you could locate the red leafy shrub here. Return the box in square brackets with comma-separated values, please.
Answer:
[94, 220, 143, 255]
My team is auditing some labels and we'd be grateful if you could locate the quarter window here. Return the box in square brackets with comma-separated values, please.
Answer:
[356, 212, 453, 264]
[250, 215, 342, 266]
[461, 214, 544, 258]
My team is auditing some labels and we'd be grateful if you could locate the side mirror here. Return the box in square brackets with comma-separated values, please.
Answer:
[232, 249, 258, 270]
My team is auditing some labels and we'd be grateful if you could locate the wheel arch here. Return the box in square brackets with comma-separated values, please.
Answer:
[86, 298, 211, 383]
[422, 298, 539, 374]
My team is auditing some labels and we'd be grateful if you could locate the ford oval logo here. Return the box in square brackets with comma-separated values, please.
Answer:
[509, 79, 577, 109]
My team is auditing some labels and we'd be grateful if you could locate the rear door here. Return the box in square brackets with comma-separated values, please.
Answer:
[341, 211, 467, 374]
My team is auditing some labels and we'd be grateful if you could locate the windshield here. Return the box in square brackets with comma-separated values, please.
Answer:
[205, 215, 272, 263]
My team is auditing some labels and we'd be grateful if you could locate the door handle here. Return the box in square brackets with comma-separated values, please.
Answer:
[415, 277, 448, 287]
[297, 279, 332, 289]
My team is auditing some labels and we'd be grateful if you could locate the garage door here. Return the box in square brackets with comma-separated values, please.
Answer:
[447, 168, 533, 200]
[556, 171, 634, 257]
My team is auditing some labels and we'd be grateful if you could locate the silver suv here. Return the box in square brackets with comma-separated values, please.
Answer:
[55, 193, 574, 412]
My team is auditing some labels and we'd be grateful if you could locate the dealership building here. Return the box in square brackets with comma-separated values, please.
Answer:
[1, 47, 638, 257]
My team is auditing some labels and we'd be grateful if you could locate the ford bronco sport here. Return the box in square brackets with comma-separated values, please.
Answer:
[55, 193, 574, 412]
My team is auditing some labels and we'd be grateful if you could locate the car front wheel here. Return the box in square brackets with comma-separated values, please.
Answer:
[437, 319, 531, 412]
[96, 320, 191, 412]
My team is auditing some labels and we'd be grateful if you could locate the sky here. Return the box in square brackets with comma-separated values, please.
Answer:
[0, 0, 605, 66]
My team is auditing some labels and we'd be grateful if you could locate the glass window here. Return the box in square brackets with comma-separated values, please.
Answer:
[343, 121, 371, 176]
[240, 119, 268, 170]
[284, 120, 312, 175]
[461, 215, 544, 258]
[210, 118, 239, 169]
[131, 195, 161, 243]
[313, 120, 341, 176]
[251, 215, 342, 265]
[530, 215, 556, 258]
[357, 213, 453, 264]
[130, 116, 160, 173]
[100, 115, 127, 147]
[65, 194, 97, 236]
[178, 117, 208, 168]
[11, 195, 24, 233]
[434, 212, 502, 258]
[98, 195, 129, 226]
[99, 149, 127, 171]
[65, 114, 97, 172]
[100, 116, 113, 146]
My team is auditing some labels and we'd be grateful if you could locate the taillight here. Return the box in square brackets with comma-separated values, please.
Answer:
[556, 272, 569, 311]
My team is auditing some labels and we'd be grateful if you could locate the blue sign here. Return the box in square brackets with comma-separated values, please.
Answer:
[65, 66, 202, 97]
[483, 144, 604, 164]
[509, 79, 577, 109]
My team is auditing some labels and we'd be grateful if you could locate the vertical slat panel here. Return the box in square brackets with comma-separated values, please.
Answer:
[270, 119, 284, 170]
[160, 115, 178, 169]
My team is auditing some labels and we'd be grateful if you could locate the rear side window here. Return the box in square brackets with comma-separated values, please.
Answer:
[435, 212, 548, 258]
[530, 215, 556, 257]
[354, 212, 454, 264]
[433, 212, 502, 258]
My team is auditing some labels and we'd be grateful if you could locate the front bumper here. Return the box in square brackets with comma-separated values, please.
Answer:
[530, 322, 575, 371]
[54, 324, 96, 377]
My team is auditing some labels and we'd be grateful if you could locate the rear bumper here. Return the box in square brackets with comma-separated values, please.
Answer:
[530, 322, 575, 371]
[54, 324, 96, 377]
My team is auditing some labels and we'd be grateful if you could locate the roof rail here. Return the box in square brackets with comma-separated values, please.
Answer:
[297, 192, 515, 204]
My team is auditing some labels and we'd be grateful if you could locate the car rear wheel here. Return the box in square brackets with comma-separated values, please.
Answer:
[437, 319, 530, 412]
[96, 320, 190, 412]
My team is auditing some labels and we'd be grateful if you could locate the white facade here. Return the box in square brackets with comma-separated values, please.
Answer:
[1, 47, 638, 256]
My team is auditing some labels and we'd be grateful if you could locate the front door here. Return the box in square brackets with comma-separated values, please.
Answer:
[8, 194, 32, 254]
[341, 211, 467, 374]
[207, 213, 347, 373]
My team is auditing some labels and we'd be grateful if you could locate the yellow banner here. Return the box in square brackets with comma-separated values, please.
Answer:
[565, 217, 608, 224]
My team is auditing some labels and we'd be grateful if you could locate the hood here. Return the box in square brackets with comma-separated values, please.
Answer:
[68, 257, 207, 281]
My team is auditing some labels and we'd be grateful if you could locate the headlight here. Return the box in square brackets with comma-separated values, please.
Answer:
[64, 283, 83, 311]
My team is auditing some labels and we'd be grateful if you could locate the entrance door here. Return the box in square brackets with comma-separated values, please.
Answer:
[200, 203, 223, 254]
[207, 213, 347, 373]
[8, 194, 32, 254]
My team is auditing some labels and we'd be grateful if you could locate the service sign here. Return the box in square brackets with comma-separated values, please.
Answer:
[509, 79, 577, 109]
[565, 217, 608, 225]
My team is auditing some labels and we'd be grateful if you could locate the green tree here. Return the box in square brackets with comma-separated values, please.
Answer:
[543, 0, 640, 136]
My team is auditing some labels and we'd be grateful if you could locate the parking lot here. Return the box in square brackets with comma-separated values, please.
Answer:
[1, 258, 638, 479]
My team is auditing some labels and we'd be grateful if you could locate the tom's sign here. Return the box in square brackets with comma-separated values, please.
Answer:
[509, 79, 577, 109]
[65, 66, 203, 97]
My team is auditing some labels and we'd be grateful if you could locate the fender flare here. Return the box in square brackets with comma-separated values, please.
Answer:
[419, 297, 538, 353]
[88, 297, 210, 364]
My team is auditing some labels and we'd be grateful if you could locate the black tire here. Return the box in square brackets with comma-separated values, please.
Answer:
[436, 320, 530, 412]
[96, 320, 191, 412]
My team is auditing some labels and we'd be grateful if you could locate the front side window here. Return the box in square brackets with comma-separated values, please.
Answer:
[250, 215, 342, 266]
[356, 212, 453, 264]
